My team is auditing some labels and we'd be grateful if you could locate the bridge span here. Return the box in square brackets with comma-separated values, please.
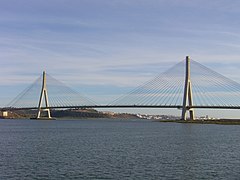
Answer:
[2, 56, 240, 120]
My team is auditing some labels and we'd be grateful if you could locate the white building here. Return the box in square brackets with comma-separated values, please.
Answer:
[0, 111, 8, 117]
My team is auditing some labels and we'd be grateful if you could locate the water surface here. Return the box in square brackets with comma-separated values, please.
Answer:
[0, 119, 239, 179]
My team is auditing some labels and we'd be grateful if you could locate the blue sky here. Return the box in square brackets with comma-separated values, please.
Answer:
[1, 0, 240, 117]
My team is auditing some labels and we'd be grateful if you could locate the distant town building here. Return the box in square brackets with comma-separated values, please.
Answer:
[0, 111, 8, 118]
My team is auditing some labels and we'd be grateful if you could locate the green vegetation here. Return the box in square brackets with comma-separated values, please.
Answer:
[2, 109, 139, 120]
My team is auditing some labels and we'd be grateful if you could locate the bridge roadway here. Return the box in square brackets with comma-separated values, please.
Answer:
[1, 105, 240, 111]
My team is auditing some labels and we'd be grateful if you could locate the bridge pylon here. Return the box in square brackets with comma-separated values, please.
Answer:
[182, 56, 195, 120]
[36, 71, 52, 120]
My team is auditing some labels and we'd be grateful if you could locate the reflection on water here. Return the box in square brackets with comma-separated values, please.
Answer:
[0, 119, 239, 179]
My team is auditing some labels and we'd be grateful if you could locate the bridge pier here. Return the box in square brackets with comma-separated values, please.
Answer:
[182, 56, 195, 120]
[35, 71, 53, 120]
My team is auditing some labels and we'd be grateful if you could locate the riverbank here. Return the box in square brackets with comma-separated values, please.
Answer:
[2, 109, 140, 120]
[158, 119, 240, 125]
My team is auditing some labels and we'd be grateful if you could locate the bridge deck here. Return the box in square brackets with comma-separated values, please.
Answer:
[2, 105, 240, 111]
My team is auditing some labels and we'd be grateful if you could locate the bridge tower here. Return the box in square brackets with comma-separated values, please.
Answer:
[182, 56, 195, 120]
[36, 71, 52, 119]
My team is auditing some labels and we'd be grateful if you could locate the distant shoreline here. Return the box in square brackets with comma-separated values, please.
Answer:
[1, 117, 240, 125]
[157, 119, 240, 125]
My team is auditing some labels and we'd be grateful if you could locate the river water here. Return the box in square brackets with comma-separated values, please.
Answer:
[0, 119, 239, 179]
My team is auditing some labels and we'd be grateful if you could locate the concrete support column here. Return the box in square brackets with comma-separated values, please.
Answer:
[182, 56, 195, 120]
[36, 71, 52, 119]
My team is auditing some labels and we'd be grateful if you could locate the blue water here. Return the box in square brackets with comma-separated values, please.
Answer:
[0, 119, 239, 179]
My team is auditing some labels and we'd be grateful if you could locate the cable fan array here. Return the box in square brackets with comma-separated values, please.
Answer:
[190, 60, 240, 107]
[6, 58, 240, 109]
[7, 77, 42, 108]
[109, 61, 185, 106]
[110, 59, 240, 107]
[7, 73, 96, 108]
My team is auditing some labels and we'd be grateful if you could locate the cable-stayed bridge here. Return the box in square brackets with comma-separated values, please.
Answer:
[2, 56, 240, 120]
